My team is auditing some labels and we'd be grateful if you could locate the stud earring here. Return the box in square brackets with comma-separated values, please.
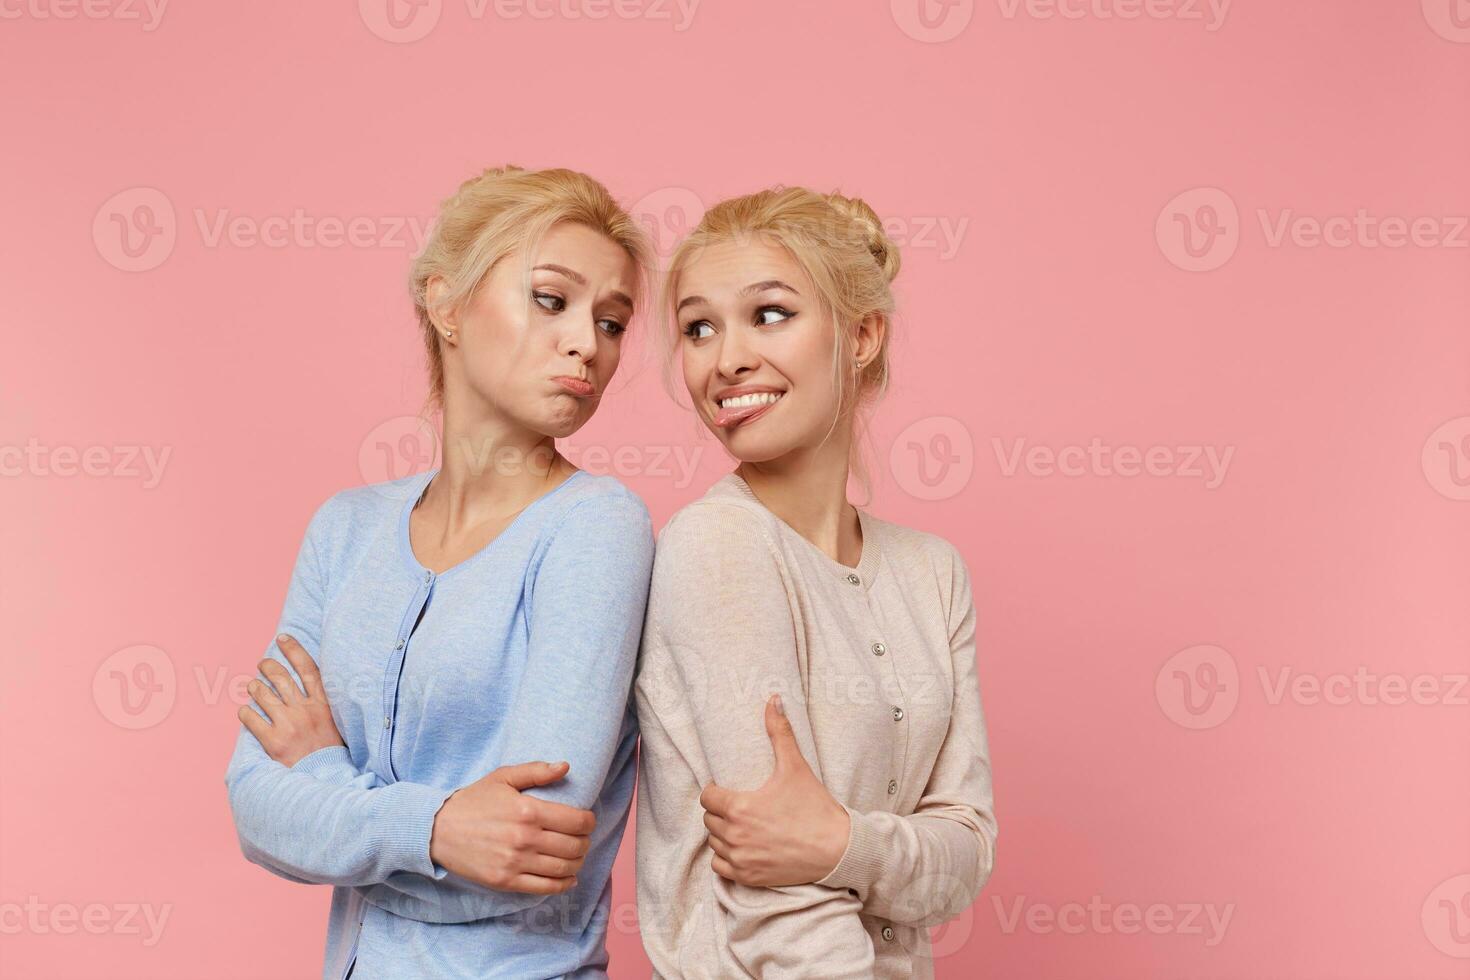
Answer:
[444, 330, 453, 339]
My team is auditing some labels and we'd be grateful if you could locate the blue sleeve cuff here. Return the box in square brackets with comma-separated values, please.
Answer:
[371, 781, 456, 879]
[289, 744, 357, 780]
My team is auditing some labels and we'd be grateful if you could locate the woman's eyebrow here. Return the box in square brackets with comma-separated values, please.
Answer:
[534, 263, 587, 284]
[677, 280, 799, 313]
[741, 279, 799, 296]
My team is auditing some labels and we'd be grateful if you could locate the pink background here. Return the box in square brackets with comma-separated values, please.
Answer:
[3, 1, 1468, 977]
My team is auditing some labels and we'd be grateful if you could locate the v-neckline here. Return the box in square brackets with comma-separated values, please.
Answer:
[396, 467, 585, 579]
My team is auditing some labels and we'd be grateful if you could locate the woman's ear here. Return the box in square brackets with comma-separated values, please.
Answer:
[425, 275, 459, 342]
[854, 313, 886, 365]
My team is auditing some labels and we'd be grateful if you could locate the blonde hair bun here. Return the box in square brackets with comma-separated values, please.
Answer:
[825, 192, 901, 284]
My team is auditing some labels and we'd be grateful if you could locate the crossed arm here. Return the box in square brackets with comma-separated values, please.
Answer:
[223, 492, 654, 923]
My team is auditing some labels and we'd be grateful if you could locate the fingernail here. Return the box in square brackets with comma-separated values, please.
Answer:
[772, 693, 784, 716]
[276, 634, 289, 643]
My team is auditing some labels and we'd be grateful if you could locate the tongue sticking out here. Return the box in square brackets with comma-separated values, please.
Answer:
[715, 397, 779, 428]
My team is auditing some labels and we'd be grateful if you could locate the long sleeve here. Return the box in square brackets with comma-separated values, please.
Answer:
[637, 503, 876, 979]
[228, 490, 654, 924]
[223, 499, 455, 888]
[814, 543, 997, 926]
[350, 490, 655, 922]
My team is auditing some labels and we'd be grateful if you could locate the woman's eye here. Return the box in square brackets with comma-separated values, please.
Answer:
[598, 318, 626, 337]
[533, 291, 565, 313]
[755, 306, 794, 326]
[682, 320, 714, 341]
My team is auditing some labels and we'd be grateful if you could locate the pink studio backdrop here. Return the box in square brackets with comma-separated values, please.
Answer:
[2, 2, 1467, 978]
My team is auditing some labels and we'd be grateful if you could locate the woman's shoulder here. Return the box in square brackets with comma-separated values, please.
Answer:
[304, 474, 420, 540]
[541, 471, 654, 542]
[865, 511, 970, 579]
[657, 474, 782, 553]
[556, 469, 649, 515]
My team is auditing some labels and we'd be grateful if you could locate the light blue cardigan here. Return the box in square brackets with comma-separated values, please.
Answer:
[224, 467, 655, 980]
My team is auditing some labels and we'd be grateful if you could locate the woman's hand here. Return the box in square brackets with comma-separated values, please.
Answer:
[429, 761, 597, 895]
[238, 633, 346, 767]
[699, 694, 852, 888]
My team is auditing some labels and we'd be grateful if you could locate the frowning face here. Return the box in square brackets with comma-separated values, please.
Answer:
[436, 221, 639, 440]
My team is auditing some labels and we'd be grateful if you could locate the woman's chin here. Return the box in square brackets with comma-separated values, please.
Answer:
[717, 431, 794, 464]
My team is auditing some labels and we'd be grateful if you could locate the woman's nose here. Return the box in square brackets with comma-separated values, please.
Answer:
[717, 329, 758, 377]
[559, 314, 599, 362]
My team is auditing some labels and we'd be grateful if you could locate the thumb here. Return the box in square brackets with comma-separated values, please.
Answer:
[764, 694, 805, 775]
[490, 760, 570, 790]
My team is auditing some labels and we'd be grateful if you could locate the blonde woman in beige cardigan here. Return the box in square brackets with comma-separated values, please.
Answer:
[633, 187, 998, 979]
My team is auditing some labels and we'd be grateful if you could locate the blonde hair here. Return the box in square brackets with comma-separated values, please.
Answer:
[410, 165, 653, 413]
[659, 186, 901, 497]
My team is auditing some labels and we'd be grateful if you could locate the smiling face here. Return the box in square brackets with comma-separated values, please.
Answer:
[675, 238, 848, 462]
[435, 221, 639, 440]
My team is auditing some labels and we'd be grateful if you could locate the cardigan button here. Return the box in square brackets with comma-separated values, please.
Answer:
[887, 779, 898, 795]
[881, 926, 895, 941]
[395, 640, 405, 651]
[872, 642, 886, 657]
[892, 706, 904, 722]
[383, 715, 392, 730]
[845, 573, 861, 586]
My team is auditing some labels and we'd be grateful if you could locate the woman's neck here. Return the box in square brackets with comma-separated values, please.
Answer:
[422, 403, 573, 533]
[735, 430, 862, 567]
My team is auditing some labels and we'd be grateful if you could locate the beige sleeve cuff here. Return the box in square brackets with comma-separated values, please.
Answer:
[814, 804, 888, 897]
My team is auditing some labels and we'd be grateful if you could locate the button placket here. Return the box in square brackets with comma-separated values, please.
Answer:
[381, 573, 433, 780]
